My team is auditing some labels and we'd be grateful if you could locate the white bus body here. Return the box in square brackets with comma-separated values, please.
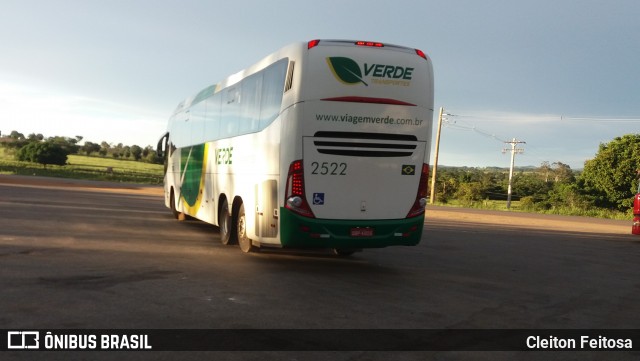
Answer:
[158, 39, 434, 253]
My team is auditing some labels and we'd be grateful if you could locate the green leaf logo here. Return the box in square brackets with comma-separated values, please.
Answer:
[326, 57, 368, 86]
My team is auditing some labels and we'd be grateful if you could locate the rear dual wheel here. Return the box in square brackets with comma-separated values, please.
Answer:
[219, 200, 256, 253]
[219, 199, 234, 245]
[237, 203, 257, 253]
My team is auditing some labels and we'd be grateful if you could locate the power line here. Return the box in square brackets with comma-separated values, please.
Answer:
[436, 109, 640, 169]
[562, 116, 640, 122]
[448, 111, 640, 123]
[442, 117, 508, 143]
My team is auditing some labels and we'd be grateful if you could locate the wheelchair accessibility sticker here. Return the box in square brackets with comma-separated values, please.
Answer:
[313, 193, 325, 205]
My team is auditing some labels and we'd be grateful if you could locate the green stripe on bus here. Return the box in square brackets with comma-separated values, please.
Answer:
[180, 144, 206, 207]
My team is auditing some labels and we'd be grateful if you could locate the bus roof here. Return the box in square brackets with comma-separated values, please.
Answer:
[171, 39, 432, 115]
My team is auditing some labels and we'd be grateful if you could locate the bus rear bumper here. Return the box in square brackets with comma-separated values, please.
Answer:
[279, 207, 425, 248]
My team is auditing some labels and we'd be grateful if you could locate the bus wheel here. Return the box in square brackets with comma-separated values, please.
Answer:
[219, 199, 234, 245]
[170, 189, 180, 219]
[237, 203, 256, 253]
[332, 248, 358, 257]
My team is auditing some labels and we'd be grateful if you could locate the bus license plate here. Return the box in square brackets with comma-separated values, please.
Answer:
[350, 227, 374, 237]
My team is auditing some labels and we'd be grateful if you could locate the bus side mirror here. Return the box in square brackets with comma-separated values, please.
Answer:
[157, 132, 169, 159]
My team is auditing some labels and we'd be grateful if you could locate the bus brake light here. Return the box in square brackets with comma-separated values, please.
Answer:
[415, 49, 427, 59]
[356, 41, 384, 48]
[406, 163, 429, 218]
[285, 160, 315, 218]
[308, 39, 320, 49]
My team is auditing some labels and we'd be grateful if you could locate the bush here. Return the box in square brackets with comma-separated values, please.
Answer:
[16, 141, 69, 168]
[519, 196, 537, 211]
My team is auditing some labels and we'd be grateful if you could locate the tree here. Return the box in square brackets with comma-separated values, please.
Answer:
[511, 172, 551, 201]
[4, 130, 30, 150]
[130, 145, 143, 161]
[16, 140, 69, 168]
[27, 133, 44, 141]
[579, 134, 640, 211]
[539, 161, 552, 182]
[548, 183, 591, 210]
[47, 136, 80, 154]
[454, 182, 484, 206]
[112, 143, 124, 159]
[9, 130, 25, 140]
[81, 141, 101, 156]
[99, 141, 110, 156]
[552, 162, 575, 183]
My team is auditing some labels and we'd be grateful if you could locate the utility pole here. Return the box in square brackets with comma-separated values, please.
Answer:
[429, 107, 444, 204]
[503, 138, 525, 210]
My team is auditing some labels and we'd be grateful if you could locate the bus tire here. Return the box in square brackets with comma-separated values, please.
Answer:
[170, 189, 180, 220]
[332, 248, 358, 257]
[237, 203, 256, 253]
[219, 198, 234, 245]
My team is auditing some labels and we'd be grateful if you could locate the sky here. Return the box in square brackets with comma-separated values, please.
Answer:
[0, 0, 639, 169]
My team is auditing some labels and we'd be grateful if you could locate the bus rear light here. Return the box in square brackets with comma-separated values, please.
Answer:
[287, 196, 303, 208]
[406, 163, 429, 218]
[308, 39, 321, 49]
[356, 41, 384, 48]
[415, 49, 427, 59]
[285, 160, 315, 218]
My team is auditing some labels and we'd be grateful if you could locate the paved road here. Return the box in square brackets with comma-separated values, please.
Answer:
[1, 176, 638, 360]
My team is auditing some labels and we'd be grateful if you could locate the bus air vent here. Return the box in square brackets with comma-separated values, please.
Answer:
[284, 61, 295, 92]
[313, 131, 417, 157]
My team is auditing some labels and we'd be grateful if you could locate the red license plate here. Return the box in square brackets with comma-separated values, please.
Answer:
[350, 227, 374, 237]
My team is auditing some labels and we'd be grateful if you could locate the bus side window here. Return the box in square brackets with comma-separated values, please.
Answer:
[203, 91, 221, 142]
[259, 59, 287, 129]
[169, 113, 190, 148]
[190, 101, 206, 145]
[221, 86, 239, 138]
[238, 72, 262, 135]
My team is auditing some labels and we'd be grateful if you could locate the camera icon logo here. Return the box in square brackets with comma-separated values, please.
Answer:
[7, 331, 40, 349]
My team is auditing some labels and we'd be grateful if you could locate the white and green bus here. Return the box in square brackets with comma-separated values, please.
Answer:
[157, 39, 434, 254]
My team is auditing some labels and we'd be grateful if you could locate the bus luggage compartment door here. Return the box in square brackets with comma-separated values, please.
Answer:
[255, 180, 278, 238]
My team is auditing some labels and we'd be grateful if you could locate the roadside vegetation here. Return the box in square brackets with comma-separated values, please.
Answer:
[430, 134, 640, 220]
[0, 130, 163, 184]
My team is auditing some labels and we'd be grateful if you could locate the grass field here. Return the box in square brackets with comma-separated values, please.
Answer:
[0, 148, 164, 184]
[435, 198, 630, 220]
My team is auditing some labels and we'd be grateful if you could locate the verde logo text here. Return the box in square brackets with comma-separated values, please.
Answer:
[216, 147, 233, 165]
[326, 57, 414, 86]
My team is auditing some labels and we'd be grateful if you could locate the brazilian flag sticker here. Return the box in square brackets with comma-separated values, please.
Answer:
[402, 165, 416, 175]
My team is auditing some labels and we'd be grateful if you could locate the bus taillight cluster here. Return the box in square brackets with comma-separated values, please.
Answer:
[406, 163, 429, 218]
[285, 160, 315, 218]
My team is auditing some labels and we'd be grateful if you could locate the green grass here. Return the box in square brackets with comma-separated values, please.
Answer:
[432, 199, 630, 220]
[0, 149, 164, 184]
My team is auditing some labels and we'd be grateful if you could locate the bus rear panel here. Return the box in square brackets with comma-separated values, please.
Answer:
[280, 40, 434, 249]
